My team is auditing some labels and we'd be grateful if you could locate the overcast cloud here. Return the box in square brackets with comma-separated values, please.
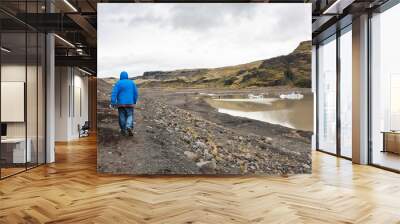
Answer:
[98, 3, 311, 78]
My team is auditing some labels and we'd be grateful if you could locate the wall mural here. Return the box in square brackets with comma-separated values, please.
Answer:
[97, 3, 313, 175]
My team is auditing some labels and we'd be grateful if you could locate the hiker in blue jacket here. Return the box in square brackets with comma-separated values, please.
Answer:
[111, 71, 139, 136]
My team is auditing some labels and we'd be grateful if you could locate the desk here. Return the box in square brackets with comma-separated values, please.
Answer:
[1, 138, 31, 163]
[382, 131, 400, 154]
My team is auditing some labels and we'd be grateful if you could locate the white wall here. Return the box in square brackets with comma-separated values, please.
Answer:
[70, 72, 89, 138]
[55, 67, 89, 141]
[55, 66, 69, 141]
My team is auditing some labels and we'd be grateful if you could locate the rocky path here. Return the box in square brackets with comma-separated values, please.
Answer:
[97, 102, 200, 174]
[98, 89, 311, 175]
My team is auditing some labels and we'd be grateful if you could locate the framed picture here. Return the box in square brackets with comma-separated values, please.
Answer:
[97, 3, 312, 175]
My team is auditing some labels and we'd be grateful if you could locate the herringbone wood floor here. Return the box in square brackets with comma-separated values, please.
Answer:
[1, 135, 400, 224]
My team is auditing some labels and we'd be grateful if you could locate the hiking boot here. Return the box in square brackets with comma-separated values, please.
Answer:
[127, 128, 134, 136]
[120, 129, 127, 136]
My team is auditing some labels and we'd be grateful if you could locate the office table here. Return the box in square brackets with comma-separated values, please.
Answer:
[1, 138, 31, 163]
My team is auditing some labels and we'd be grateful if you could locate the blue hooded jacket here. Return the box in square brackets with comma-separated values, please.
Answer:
[111, 71, 138, 106]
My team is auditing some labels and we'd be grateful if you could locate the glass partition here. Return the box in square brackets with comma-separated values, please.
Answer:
[317, 35, 337, 154]
[27, 0, 39, 170]
[38, 32, 46, 165]
[27, 30, 38, 169]
[0, 2, 46, 179]
[1, 31, 28, 177]
[339, 26, 352, 158]
[370, 3, 400, 171]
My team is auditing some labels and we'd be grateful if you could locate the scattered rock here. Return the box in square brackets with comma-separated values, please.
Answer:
[182, 135, 191, 143]
[184, 151, 199, 161]
[193, 140, 207, 150]
[97, 85, 312, 175]
[196, 160, 217, 173]
[203, 150, 214, 160]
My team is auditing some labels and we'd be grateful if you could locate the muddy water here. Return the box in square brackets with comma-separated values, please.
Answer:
[206, 94, 313, 131]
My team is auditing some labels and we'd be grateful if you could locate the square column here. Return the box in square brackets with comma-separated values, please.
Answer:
[352, 14, 369, 164]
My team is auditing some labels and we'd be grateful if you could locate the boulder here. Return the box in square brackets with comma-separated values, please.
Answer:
[196, 160, 217, 173]
[184, 151, 199, 161]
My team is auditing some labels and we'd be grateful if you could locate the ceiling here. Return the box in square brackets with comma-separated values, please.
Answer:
[0, 0, 393, 75]
[311, 0, 390, 42]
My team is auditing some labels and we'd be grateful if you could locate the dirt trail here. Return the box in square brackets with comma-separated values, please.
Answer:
[97, 102, 199, 174]
[97, 82, 312, 175]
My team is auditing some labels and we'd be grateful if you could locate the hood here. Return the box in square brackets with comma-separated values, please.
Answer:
[120, 71, 129, 80]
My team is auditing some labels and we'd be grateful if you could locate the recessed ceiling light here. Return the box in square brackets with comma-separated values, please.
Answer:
[323, 0, 354, 15]
[63, 0, 78, 12]
[78, 67, 92, 76]
[1, 47, 11, 53]
[54, 34, 75, 48]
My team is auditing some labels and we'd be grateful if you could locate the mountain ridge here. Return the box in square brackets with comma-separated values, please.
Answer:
[133, 40, 312, 88]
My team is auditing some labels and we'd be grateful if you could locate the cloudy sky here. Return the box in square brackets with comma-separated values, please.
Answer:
[98, 3, 311, 78]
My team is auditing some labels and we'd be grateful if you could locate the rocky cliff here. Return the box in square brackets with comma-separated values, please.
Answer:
[135, 40, 311, 88]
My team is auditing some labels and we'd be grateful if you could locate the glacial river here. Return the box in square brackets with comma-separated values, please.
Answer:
[206, 94, 314, 131]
